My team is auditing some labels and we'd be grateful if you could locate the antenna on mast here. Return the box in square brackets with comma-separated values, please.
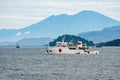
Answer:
[62, 35, 65, 42]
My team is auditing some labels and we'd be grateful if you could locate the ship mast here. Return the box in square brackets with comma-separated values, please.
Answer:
[62, 35, 65, 42]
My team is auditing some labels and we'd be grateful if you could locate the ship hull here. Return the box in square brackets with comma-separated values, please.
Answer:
[46, 47, 99, 54]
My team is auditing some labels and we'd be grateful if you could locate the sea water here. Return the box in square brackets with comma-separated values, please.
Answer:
[0, 47, 120, 80]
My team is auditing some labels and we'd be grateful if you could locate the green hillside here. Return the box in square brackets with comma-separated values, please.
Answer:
[49, 35, 94, 46]
[98, 39, 120, 46]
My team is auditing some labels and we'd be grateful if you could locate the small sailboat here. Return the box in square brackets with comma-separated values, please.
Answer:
[16, 43, 20, 48]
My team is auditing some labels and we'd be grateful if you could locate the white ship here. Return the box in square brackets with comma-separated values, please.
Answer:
[46, 38, 99, 54]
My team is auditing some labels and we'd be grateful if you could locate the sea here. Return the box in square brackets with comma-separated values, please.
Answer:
[0, 47, 120, 80]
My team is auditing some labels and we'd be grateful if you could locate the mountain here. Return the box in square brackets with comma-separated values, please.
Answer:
[17, 38, 53, 46]
[0, 41, 13, 45]
[97, 39, 120, 46]
[78, 25, 120, 43]
[0, 38, 53, 46]
[0, 10, 120, 42]
[49, 35, 94, 46]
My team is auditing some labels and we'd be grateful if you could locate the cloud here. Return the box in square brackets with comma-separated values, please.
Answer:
[15, 31, 30, 37]
[0, 0, 120, 29]
[15, 32, 22, 36]
[0, 15, 43, 20]
[25, 31, 31, 35]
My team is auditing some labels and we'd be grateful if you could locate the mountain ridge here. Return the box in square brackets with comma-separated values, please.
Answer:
[78, 25, 120, 43]
[0, 37, 53, 46]
[0, 10, 120, 42]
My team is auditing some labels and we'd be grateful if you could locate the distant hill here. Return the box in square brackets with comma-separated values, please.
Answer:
[0, 38, 53, 46]
[49, 35, 94, 46]
[0, 10, 120, 42]
[78, 25, 120, 43]
[17, 38, 53, 46]
[97, 39, 120, 46]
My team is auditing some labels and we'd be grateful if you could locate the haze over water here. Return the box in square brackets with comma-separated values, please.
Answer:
[0, 47, 120, 80]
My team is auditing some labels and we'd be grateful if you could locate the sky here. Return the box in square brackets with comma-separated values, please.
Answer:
[0, 0, 120, 29]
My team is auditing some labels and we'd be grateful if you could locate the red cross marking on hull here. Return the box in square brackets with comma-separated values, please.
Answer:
[58, 48, 62, 53]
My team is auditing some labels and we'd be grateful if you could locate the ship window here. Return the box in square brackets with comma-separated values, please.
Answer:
[69, 48, 76, 50]
[49, 50, 52, 52]
[62, 45, 66, 47]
